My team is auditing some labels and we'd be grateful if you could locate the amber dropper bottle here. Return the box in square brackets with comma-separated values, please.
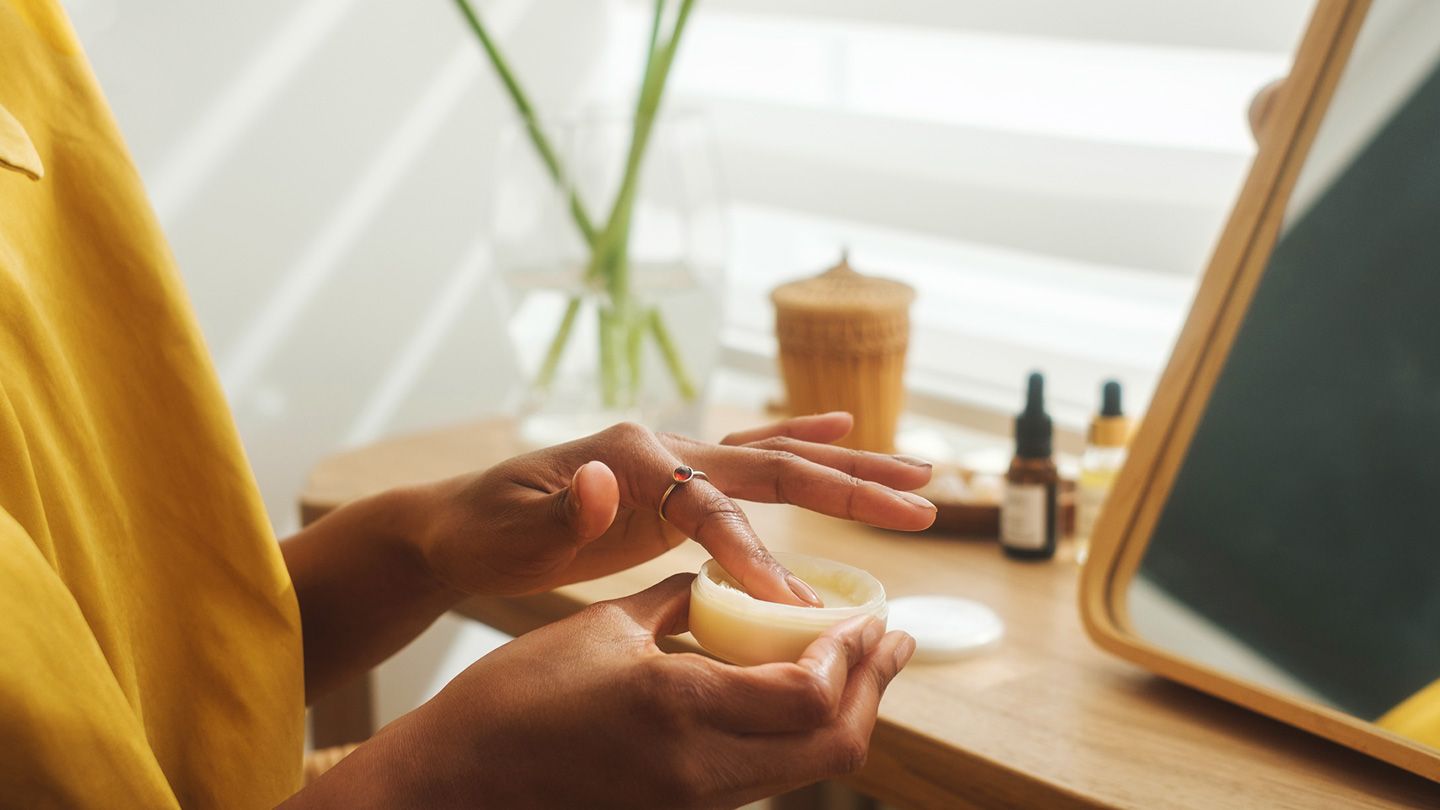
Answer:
[1000, 372, 1059, 560]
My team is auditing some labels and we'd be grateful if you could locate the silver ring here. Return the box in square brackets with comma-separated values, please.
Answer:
[659, 465, 708, 522]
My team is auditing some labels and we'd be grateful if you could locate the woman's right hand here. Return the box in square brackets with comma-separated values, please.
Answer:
[298, 573, 915, 809]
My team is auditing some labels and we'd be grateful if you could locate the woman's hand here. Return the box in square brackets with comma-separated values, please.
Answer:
[297, 574, 916, 809]
[411, 412, 935, 605]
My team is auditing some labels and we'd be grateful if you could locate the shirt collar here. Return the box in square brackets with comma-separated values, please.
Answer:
[0, 100, 44, 181]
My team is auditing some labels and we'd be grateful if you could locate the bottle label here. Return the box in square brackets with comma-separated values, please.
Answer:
[1001, 483, 1048, 550]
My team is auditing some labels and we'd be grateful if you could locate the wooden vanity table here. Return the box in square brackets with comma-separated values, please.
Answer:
[300, 417, 1440, 808]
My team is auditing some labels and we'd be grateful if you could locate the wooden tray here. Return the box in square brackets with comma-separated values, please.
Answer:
[916, 466, 1075, 538]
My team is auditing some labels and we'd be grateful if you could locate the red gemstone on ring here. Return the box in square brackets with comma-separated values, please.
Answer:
[673, 465, 694, 482]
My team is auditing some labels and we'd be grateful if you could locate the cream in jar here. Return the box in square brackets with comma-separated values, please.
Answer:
[689, 552, 888, 666]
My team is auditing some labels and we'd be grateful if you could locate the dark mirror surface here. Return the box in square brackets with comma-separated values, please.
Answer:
[1128, 0, 1440, 750]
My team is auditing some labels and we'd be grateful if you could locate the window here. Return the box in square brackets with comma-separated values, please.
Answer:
[604, 0, 1311, 425]
[67, 0, 1313, 530]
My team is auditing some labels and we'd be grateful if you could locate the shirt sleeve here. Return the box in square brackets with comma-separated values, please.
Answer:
[0, 510, 179, 808]
[1378, 677, 1440, 751]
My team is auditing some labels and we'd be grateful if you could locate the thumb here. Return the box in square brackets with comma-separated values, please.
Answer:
[610, 573, 697, 637]
[555, 460, 619, 544]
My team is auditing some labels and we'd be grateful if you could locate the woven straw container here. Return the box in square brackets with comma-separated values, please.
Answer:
[772, 255, 915, 453]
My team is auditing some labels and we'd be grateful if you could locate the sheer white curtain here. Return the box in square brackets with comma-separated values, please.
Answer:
[601, 0, 1313, 424]
[68, 0, 1313, 525]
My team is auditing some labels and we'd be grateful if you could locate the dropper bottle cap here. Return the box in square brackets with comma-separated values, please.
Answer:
[1089, 379, 1133, 447]
[1014, 372, 1052, 459]
[1101, 381, 1122, 416]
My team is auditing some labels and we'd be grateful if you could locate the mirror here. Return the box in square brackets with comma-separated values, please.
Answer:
[1083, 0, 1440, 782]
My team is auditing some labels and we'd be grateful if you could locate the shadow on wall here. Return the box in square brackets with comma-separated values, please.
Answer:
[76, 0, 611, 534]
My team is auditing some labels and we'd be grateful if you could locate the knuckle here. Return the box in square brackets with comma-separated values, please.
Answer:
[867, 644, 905, 688]
[764, 448, 804, 467]
[578, 599, 630, 629]
[874, 656, 901, 690]
[642, 658, 701, 714]
[840, 479, 861, 520]
[750, 436, 792, 452]
[694, 497, 749, 538]
[762, 449, 804, 504]
[790, 669, 837, 724]
[607, 420, 650, 442]
[830, 730, 871, 774]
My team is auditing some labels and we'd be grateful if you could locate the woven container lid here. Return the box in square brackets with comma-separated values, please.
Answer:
[772, 254, 915, 357]
[771, 255, 915, 317]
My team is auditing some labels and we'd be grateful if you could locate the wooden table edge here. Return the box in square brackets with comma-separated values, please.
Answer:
[451, 595, 1106, 810]
[297, 414, 1440, 808]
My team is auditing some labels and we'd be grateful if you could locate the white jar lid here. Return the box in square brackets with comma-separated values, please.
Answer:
[885, 595, 1004, 662]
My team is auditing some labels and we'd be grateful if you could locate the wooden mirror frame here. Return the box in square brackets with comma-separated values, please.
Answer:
[1079, 0, 1440, 783]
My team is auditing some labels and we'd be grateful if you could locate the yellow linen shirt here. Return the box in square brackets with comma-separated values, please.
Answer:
[0, 1, 303, 806]
[1379, 678, 1440, 751]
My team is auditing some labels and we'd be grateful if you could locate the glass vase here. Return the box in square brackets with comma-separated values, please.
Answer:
[493, 109, 726, 447]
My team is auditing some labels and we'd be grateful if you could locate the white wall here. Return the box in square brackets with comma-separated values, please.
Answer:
[66, 0, 623, 727]
[70, 0, 624, 533]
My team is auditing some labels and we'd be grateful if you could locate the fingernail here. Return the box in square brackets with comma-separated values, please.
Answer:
[893, 489, 936, 510]
[860, 617, 885, 653]
[893, 454, 933, 469]
[786, 573, 825, 607]
[894, 633, 917, 668]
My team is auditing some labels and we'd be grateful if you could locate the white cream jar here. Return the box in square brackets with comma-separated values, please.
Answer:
[689, 552, 888, 666]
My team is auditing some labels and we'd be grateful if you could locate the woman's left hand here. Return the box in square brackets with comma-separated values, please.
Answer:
[409, 412, 935, 606]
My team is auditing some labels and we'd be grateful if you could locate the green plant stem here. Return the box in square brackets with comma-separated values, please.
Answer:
[598, 306, 624, 407]
[593, 0, 696, 298]
[648, 306, 697, 400]
[639, 0, 664, 104]
[452, 0, 598, 247]
[625, 306, 645, 402]
[534, 295, 582, 390]
[458, 0, 701, 404]
[454, 0, 602, 394]
[594, 0, 699, 405]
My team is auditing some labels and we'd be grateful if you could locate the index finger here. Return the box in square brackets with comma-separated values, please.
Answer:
[662, 476, 823, 607]
[605, 423, 820, 607]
